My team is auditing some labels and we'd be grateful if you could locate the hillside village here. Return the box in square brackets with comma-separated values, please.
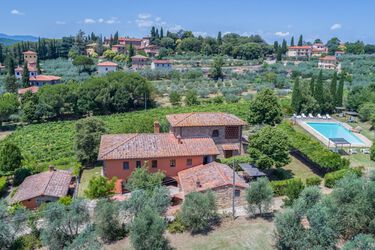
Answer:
[0, 4, 375, 250]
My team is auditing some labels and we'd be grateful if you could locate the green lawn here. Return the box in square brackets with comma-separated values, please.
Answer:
[105, 217, 275, 250]
[77, 166, 103, 197]
[284, 156, 321, 181]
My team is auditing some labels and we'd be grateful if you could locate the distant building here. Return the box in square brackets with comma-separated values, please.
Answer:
[85, 43, 97, 56]
[144, 45, 159, 57]
[318, 56, 338, 70]
[335, 51, 345, 58]
[18, 86, 39, 95]
[14, 65, 38, 80]
[287, 46, 312, 58]
[131, 55, 148, 70]
[97, 61, 118, 74]
[29, 75, 61, 86]
[151, 60, 172, 70]
[312, 43, 328, 57]
[23, 50, 37, 65]
[111, 44, 126, 54]
[12, 167, 72, 209]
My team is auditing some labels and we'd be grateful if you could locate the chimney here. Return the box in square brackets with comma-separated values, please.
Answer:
[176, 135, 182, 144]
[153, 120, 160, 133]
[48, 165, 55, 172]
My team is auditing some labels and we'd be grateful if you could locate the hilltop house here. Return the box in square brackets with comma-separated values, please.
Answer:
[144, 45, 160, 57]
[287, 46, 312, 58]
[15, 65, 38, 80]
[98, 112, 247, 182]
[318, 56, 338, 70]
[312, 43, 328, 57]
[97, 61, 118, 74]
[12, 167, 72, 209]
[23, 50, 37, 65]
[151, 60, 172, 70]
[29, 75, 61, 86]
[111, 44, 126, 54]
[131, 55, 148, 70]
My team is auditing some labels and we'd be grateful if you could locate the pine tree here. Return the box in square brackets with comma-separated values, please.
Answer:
[281, 39, 287, 54]
[330, 72, 337, 98]
[335, 73, 344, 107]
[309, 77, 315, 95]
[21, 62, 30, 88]
[291, 77, 302, 113]
[217, 31, 222, 45]
[160, 27, 164, 38]
[113, 31, 119, 45]
[290, 36, 295, 46]
[314, 70, 324, 108]
[298, 35, 303, 46]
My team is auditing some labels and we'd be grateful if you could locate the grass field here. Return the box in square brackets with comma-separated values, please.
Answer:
[77, 166, 102, 197]
[105, 216, 275, 250]
[284, 156, 321, 181]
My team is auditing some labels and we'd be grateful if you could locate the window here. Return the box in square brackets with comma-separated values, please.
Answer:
[170, 159, 176, 168]
[235, 189, 241, 197]
[225, 126, 239, 139]
[136, 161, 142, 168]
[212, 130, 219, 137]
[186, 158, 192, 167]
[152, 160, 158, 168]
[123, 162, 129, 170]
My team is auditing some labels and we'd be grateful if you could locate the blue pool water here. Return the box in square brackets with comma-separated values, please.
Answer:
[306, 122, 364, 144]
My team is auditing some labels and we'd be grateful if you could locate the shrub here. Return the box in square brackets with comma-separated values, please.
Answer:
[284, 178, 305, 206]
[13, 167, 32, 186]
[58, 196, 72, 206]
[306, 176, 321, 186]
[84, 176, 116, 199]
[0, 176, 7, 194]
[167, 215, 186, 234]
[180, 191, 218, 234]
[270, 179, 290, 196]
[10, 234, 42, 250]
[324, 168, 363, 188]
[271, 178, 305, 200]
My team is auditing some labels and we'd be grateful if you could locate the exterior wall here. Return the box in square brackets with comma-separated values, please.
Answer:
[132, 58, 147, 70]
[287, 48, 311, 58]
[318, 61, 337, 70]
[98, 66, 117, 74]
[151, 63, 172, 70]
[210, 185, 247, 209]
[24, 54, 37, 64]
[30, 80, 60, 87]
[103, 155, 213, 180]
[20, 195, 59, 209]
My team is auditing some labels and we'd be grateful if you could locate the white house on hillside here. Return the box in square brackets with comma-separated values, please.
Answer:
[97, 61, 118, 74]
[151, 60, 172, 70]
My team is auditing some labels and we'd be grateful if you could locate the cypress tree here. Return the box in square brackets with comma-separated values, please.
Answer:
[330, 71, 337, 98]
[22, 62, 30, 88]
[160, 27, 164, 38]
[276, 48, 282, 62]
[291, 77, 302, 113]
[309, 77, 315, 96]
[113, 31, 119, 45]
[273, 41, 279, 51]
[314, 70, 324, 108]
[298, 35, 303, 46]
[217, 31, 222, 45]
[0, 44, 3, 64]
[290, 36, 295, 46]
[36, 58, 42, 75]
[281, 39, 287, 54]
[5, 54, 15, 76]
[336, 73, 344, 107]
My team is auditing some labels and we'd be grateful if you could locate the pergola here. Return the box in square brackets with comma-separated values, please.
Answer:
[328, 138, 352, 155]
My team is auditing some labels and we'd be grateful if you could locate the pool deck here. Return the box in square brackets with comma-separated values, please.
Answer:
[295, 118, 372, 148]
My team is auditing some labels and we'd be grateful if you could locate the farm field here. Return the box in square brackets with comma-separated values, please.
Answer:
[105, 216, 275, 250]
[3, 102, 250, 172]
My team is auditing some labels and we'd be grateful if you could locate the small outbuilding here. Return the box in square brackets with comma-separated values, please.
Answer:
[12, 167, 72, 209]
[239, 163, 266, 181]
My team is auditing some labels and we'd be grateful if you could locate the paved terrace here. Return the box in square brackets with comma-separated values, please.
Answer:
[295, 118, 372, 148]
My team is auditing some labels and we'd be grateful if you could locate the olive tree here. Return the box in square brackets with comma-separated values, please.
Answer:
[246, 177, 273, 216]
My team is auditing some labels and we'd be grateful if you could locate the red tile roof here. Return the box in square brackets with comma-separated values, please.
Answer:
[13, 169, 72, 202]
[178, 162, 248, 193]
[29, 75, 61, 82]
[98, 133, 220, 160]
[166, 112, 247, 127]
[97, 61, 118, 67]
[289, 46, 312, 50]
[123, 38, 143, 42]
[319, 56, 337, 61]
[221, 143, 240, 151]
[153, 60, 171, 64]
[131, 55, 148, 59]
[23, 50, 37, 55]
[18, 86, 39, 95]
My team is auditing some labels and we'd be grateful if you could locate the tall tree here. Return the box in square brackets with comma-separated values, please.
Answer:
[5, 54, 15, 76]
[36, 58, 42, 74]
[113, 31, 119, 45]
[0, 142, 22, 173]
[4, 74, 18, 94]
[309, 77, 315, 95]
[291, 77, 302, 113]
[335, 73, 344, 107]
[298, 35, 303, 46]
[246, 177, 273, 216]
[248, 88, 283, 125]
[0, 44, 3, 64]
[160, 27, 164, 38]
[281, 39, 288, 54]
[217, 31, 222, 45]
[209, 56, 224, 80]
[314, 70, 324, 106]
[21, 62, 30, 88]
[330, 71, 338, 98]
[290, 36, 295, 46]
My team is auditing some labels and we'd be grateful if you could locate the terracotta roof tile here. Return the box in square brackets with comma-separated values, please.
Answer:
[13, 169, 72, 202]
[178, 162, 248, 193]
[98, 133, 220, 160]
[29, 75, 61, 81]
[166, 112, 247, 127]
[319, 56, 337, 61]
[153, 60, 171, 64]
[288, 46, 312, 50]
[97, 61, 118, 67]
[220, 143, 240, 151]
[23, 50, 37, 55]
[18, 86, 39, 95]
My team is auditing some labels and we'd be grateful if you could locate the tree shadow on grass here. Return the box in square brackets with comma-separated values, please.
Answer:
[264, 168, 294, 181]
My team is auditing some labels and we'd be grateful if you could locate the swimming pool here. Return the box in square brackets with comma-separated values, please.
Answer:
[306, 122, 364, 144]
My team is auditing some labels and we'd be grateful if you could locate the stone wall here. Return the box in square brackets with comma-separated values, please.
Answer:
[212, 185, 247, 209]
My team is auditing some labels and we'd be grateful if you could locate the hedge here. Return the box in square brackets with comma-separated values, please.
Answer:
[324, 168, 363, 188]
[271, 178, 303, 196]
[306, 176, 321, 186]
[278, 122, 350, 172]
[0, 176, 7, 194]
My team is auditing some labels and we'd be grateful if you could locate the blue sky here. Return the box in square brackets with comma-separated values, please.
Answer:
[1, 0, 375, 43]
